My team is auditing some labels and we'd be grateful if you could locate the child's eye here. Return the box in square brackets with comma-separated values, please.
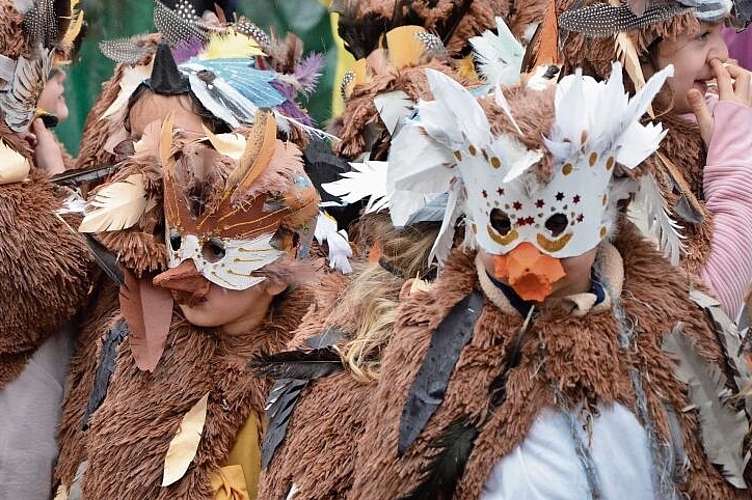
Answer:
[697, 31, 711, 40]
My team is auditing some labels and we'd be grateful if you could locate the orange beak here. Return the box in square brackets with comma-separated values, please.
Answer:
[493, 242, 566, 302]
[153, 260, 211, 306]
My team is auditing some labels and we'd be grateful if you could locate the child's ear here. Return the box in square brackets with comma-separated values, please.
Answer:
[264, 277, 289, 297]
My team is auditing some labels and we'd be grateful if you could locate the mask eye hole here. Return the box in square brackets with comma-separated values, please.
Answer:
[489, 209, 512, 236]
[545, 213, 568, 237]
[169, 228, 182, 251]
[202, 238, 226, 263]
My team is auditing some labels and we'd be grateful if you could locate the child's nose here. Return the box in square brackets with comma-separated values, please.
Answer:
[708, 34, 729, 63]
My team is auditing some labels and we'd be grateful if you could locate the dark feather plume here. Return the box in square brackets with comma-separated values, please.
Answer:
[303, 138, 351, 204]
[261, 378, 308, 468]
[398, 291, 484, 455]
[558, 2, 687, 36]
[400, 418, 479, 500]
[99, 36, 153, 64]
[154, 0, 208, 46]
[304, 326, 347, 349]
[82, 318, 129, 429]
[249, 348, 343, 380]
[52, 164, 117, 189]
[82, 234, 125, 287]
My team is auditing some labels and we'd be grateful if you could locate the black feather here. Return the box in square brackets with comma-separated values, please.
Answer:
[82, 318, 129, 430]
[249, 348, 344, 380]
[398, 291, 484, 455]
[82, 234, 125, 287]
[99, 36, 153, 64]
[302, 138, 351, 205]
[51, 164, 117, 190]
[153, 0, 208, 46]
[261, 378, 308, 468]
[400, 418, 479, 500]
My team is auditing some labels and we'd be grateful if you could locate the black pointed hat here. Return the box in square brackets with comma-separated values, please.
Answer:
[147, 42, 191, 95]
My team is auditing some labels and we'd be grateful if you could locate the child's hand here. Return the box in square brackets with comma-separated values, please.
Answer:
[30, 118, 65, 175]
[688, 59, 752, 146]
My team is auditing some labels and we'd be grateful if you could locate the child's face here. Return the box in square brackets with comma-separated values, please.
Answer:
[128, 93, 205, 140]
[174, 278, 276, 335]
[653, 21, 728, 114]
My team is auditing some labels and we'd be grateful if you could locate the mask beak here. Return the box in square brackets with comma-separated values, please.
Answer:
[493, 242, 566, 302]
[153, 260, 211, 306]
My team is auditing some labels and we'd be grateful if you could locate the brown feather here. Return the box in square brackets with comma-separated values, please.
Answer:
[533, 0, 562, 67]
[119, 269, 174, 372]
[226, 110, 277, 202]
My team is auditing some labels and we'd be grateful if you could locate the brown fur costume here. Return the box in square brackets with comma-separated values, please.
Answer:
[0, 169, 92, 387]
[335, 61, 475, 159]
[346, 221, 747, 499]
[69, 285, 312, 499]
[256, 271, 366, 500]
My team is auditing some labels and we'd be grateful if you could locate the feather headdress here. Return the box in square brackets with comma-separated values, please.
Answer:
[97, 1, 324, 139]
[376, 63, 673, 265]
[155, 109, 320, 291]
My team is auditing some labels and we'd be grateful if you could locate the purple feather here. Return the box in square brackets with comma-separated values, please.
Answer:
[292, 52, 325, 94]
[172, 37, 206, 64]
[270, 79, 315, 126]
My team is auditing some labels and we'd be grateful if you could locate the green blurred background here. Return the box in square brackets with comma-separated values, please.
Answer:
[58, 0, 337, 155]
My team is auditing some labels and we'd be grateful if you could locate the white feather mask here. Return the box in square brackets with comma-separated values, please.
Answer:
[388, 63, 674, 263]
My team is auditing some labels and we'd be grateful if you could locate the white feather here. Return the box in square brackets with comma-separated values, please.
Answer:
[373, 90, 414, 136]
[421, 69, 491, 149]
[632, 173, 685, 265]
[79, 174, 157, 233]
[314, 212, 353, 274]
[470, 16, 524, 86]
[428, 180, 463, 266]
[321, 161, 389, 212]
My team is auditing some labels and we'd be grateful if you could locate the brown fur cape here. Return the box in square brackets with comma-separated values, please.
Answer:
[0, 171, 93, 387]
[58, 284, 313, 499]
[345, 221, 747, 499]
[256, 271, 366, 500]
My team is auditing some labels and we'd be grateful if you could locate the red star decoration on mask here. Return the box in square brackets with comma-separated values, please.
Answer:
[555, 192, 565, 201]
[535, 199, 545, 208]
[516, 217, 527, 226]
[497, 187, 505, 196]
[573, 194, 581, 204]
[513, 201, 523, 211]
[577, 213, 584, 222]
[525, 216, 535, 225]
[482, 189, 488, 198]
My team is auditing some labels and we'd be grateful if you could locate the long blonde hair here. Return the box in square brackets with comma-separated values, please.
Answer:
[329, 214, 439, 381]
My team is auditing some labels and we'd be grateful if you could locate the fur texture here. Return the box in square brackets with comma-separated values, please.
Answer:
[0, 172, 93, 387]
[257, 271, 364, 499]
[64, 284, 313, 499]
[0, 2, 27, 60]
[335, 61, 474, 159]
[54, 278, 120, 487]
[346, 221, 746, 499]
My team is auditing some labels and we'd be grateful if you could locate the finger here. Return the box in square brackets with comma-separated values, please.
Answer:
[688, 88, 712, 144]
[724, 63, 751, 99]
[711, 59, 734, 97]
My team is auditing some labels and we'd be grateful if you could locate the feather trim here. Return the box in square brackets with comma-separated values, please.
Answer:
[161, 392, 210, 486]
[399, 291, 484, 455]
[78, 174, 157, 233]
[663, 325, 750, 488]
[632, 172, 685, 266]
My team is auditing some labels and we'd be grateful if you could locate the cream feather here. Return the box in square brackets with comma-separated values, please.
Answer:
[322, 160, 389, 212]
[78, 174, 157, 233]
[161, 393, 210, 486]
